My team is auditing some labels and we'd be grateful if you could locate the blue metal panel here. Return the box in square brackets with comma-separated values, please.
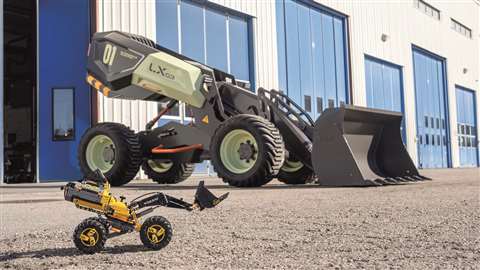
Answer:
[364, 56, 405, 141]
[333, 17, 347, 105]
[229, 15, 250, 81]
[276, 0, 288, 92]
[156, 1, 253, 85]
[180, 1, 205, 62]
[205, 9, 228, 71]
[456, 86, 479, 167]
[412, 47, 450, 168]
[310, 10, 325, 118]
[38, 0, 91, 180]
[156, 0, 179, 52]
[284, 0, 301, 105]
[297, 5, 314, 117]
[278, 0, 349, 117]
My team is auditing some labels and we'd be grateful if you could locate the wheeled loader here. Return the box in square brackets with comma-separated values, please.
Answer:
[79, 31, 428, 187]
[62, 170, 228, 254]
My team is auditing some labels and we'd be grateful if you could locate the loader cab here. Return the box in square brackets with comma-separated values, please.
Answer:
[1, 0, 92, 183]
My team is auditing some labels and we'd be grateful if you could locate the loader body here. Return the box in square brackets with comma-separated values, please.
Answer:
[81, 31, 427, 187]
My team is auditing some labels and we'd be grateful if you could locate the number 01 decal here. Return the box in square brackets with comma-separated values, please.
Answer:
[103, 43, 117, 66]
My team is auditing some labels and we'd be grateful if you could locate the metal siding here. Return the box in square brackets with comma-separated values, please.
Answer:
[38, 0, 91, 180]
[310, 1, 479, 167]
[413, 48, 450, 168]
[97, 0, 479, 171]
[279, 0, 349, 118]
[364, 57, 404, 112]
[0, 2, 3, 183]
[456, 86, 479, 167]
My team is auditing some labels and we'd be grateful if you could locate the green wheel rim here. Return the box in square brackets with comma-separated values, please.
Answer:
[220, 129, 258, 174]
[148, 160, 173, 174]
[85, 135, 116, 173]
[281, 159, 304, 173]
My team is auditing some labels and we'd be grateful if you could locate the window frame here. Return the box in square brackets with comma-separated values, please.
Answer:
[51, 87, 76, 141]
[414, 0, 441, 21]
[156, 0, 255, 88]
[276, 0, 351, 106]
[451, 18, 472, 39]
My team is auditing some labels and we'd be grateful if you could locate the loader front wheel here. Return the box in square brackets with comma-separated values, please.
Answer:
[142, 159, 194, 184]
[277, 159, 314, 185]
[211, 115, 285, 187]
[78, 123, 142, 186]
[73, 218, 108, 254]
[140, 216, 173, 250]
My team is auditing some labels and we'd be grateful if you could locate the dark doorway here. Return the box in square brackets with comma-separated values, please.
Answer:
[3, 0, 36, 183]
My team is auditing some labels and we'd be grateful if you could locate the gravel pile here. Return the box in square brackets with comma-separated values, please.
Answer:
[0, 169, 479, 269]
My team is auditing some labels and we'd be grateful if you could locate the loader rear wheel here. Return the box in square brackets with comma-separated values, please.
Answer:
[78, 123, 142, 186]
[211, 115, 285, 187]
[140, 216, 172, 250]
[277, 159, 314, 185]
[142, 159, 194, 184]
[73, 218, 108, 254]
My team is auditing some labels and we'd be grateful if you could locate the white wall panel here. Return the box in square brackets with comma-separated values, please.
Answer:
[97, 0, 479, 169]
[209, 0, 279, 90]
[312, 0, 479, 167]
[97, 0, 157, 133]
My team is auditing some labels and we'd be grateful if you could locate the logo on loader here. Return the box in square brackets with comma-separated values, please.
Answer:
[149, 63, 175, 80]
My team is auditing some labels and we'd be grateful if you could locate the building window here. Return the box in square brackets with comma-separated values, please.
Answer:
[52, 88, 75, 141]
[156, 0, 252, 83]
[276, 0, 349, 119]
[414, 0, 440, 20]
[451, 19, 472, 38]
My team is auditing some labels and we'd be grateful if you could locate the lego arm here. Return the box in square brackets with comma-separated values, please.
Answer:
[128, 181, 228, 213]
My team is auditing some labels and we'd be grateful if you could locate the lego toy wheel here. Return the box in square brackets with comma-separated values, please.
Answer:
[140, 216, 173, 250]
[210, 114, 285, 187]
[142, 160, 195, 184]
[277, 158, 314, 185]
[73, 218, 108, 254]
[78, 123, 142, 186]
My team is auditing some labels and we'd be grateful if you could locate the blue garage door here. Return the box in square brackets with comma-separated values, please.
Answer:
[456, 87, 479, 167]
[156, 1, 252, 175]
[156, 0, 252, 82]
[38, 0, 91, 180]
[365, 56, 405, 140]
[413, 48, 450, 168]
[277, 0, 349, 119]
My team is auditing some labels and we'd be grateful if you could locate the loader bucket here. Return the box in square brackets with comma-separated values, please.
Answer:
[312, 106, 428, 186]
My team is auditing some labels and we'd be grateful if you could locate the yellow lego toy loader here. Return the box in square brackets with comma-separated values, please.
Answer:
[62, 170, 228, 254]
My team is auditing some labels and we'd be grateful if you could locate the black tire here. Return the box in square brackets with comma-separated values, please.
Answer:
[84, 216, 110, 230]
[142, 160, 194, 184]
[277, 159, 315, 185]
[73, 218, 108, 254]
[140, 216, 173, 250]
[210, 114, 285, 187]
[78, 123, 142, 186]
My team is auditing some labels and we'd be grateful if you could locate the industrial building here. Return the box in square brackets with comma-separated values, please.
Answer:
[0, 0, 479, 183]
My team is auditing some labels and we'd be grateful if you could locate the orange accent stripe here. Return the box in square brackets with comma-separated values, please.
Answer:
[86, 75, 95, 85]
[102, 87, 111, 96]
[151, 144, 203, 154]
[94, 81, 103, 90]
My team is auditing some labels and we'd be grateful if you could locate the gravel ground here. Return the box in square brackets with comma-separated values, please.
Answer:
[0, 169, 479, 269]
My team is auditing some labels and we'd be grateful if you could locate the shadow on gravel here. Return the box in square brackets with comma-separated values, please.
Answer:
[122, 183, 341, 191]
[0, 245, 150, 261]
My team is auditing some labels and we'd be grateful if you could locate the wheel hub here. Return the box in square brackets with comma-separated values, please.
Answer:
[85, 135, 116, 173]
[102, 145, 115, 164]
[238, 140, 256, 162]
[219, 129, 258, 174]
[147, 225, 166, 244]
[80, 228, 99, 247]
